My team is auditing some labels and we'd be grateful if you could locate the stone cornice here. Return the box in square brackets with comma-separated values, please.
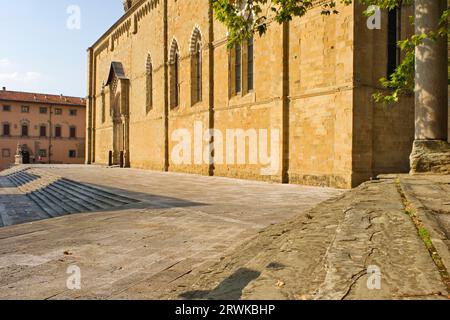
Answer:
[90, 0, 159, 53]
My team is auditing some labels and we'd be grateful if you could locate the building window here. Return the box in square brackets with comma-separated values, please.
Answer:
[55, 125, 62, 138]
[170, 40, 180, 108]
[38, 149, 47, 158]
[3, 105, 11, 112]
[146, 55, 153, 113]
[2, 149, 10, 158]
[235, 43, 242, 94]
[230, 38, 254, 97]
[247, 37, 254, 91]
[55, 108, 62, 115]
[387, 8, 401, 78]
[69, 126, 76, 138]
[40, 107, 48, 114]
[2, 123, 10, 136]
[21, 106, 29, 113]
[39, 125, 47, 137]
[190, 29, 202, 105]
[70, 109, 77, 116]
[21, 124, 29, 137]
[69, 150, 77, 158]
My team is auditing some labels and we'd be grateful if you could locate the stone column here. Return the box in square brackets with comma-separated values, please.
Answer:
[410, 0, 450, 174]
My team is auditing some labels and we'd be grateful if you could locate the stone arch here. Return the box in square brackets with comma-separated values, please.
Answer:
[169, 38, 180, 108]
[189, 26, 203, 105]
[146, 53, 152, 72]
[189, 26, 202, 54]
[169, 38, 179, 64]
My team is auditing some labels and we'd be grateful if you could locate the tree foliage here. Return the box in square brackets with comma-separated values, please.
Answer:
[212, 0, 449, 104]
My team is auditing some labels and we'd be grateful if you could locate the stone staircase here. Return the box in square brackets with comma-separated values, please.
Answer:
[0, 165, 30, 177]
[6, 169, 140, 218]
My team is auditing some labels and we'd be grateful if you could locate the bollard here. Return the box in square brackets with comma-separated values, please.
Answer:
[108, 151, 113, 167]
[120, 151, 124, 168]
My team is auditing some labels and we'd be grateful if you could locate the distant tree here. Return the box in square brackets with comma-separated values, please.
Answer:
[212, 0, 449, 103]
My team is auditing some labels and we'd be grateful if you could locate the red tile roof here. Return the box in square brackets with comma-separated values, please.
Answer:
[0, 89, 86, 107]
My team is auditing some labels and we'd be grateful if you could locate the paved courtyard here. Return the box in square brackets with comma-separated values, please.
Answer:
[0, 165, 341, 299]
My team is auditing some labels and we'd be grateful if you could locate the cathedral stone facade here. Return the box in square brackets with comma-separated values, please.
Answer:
[86, 0, 417, 188]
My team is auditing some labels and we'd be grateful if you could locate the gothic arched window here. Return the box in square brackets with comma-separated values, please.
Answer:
[190, 28, 202, 105]
[169, 39, 180, 108]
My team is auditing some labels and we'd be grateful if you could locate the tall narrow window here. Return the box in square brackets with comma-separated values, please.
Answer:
[55, 126, 62, 138]
[101, 85, 106, 123]
[247, 37, 254, 91]
[40, 125, 47, 137]
[235, 43, 242, 93]
[70, 126, 76, 139]
[21, 124, 28, 137]
[174, 51, 180, 107]
[195, 41, 202, 103]
[190, 29, 202, 105]
[146, 55, 153, 112]
[2, 123, 10, 136]
[170, 40, 180, 108]
[387, 8, 400, 77]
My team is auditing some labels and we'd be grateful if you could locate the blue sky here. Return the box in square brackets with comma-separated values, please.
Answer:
[0, 0, 124, 97]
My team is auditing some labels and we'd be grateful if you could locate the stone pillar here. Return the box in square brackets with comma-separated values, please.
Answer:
[410, 0, 450, 174]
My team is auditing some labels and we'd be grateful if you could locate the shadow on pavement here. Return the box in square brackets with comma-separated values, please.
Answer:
[178, 268, 261, 300]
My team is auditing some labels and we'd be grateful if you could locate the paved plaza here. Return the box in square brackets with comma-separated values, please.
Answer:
[0, 165, 448, 299]
[0, 165, 341, 299]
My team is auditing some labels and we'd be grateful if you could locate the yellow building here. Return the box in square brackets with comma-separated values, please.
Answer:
[86, 0, 416, 188]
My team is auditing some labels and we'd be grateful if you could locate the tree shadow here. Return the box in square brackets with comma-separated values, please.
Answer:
[178, 268, 261, 300]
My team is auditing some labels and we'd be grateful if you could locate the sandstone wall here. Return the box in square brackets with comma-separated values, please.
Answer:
[87, 0, 422, 188]
[288, 3, 354, 188]
[353, 4, 415, 185]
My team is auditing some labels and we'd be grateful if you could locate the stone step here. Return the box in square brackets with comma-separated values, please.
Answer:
[52, 180, 124, 208]
[5, 170, 141, 219]
[7, 173, 31, 190]
[60, 178, 138, 204]
[14, 172, 44, 193]
[54, 179, 132, 207]
[46, 183, 106, 211]
[14, 172, 38, 187]
[27, 192, 60, 218]
[15, 172, 119, 210]
[33, 189, 77, 215]
[11, 173, 98, 215]
[43, 184, 96, 213]
[7, 173, 68, 217]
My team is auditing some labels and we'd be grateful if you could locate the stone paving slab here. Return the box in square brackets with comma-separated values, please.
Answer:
[0, 165, 341, 299]
[399, 174, 450, 281]
[159, 179, 449, 300]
